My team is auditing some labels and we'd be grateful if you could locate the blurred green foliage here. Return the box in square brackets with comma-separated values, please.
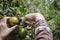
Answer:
[0, 0, 60, 40]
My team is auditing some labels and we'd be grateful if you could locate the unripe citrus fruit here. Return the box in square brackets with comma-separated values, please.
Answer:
[18, 27, 27, 38]
[8, 17, 19, 26]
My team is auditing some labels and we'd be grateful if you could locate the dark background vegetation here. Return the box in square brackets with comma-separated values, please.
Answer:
[0, 0, 60, 40]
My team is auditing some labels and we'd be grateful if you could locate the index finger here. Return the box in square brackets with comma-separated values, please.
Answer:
[1, 17, 10, 24]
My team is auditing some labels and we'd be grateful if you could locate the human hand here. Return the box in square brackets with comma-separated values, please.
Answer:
[21, 16, 35, 27]
[21, 13, 46, 28]
[0, 17, 17, 40]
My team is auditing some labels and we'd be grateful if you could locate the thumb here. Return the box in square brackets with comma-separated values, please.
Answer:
[9, 25, 17, 32]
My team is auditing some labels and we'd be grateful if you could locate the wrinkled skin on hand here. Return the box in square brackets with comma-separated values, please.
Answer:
[0, 17, 17, 39]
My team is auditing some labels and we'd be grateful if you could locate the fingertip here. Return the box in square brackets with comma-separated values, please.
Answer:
[15, 25, 18, 27]
[3, 17, 10, 20]
[10, 25, 18, 31]
[6, 17, 10, 19]
[13, 25, 18, 28]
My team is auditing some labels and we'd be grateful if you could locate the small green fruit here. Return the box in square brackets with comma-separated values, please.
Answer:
[24, 35, 32, 40]
[18, 28, 27, 38]
[8, 17, 19, 26]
